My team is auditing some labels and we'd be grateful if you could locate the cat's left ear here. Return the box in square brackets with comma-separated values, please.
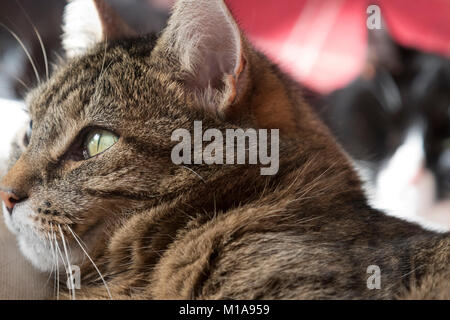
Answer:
[62, 0, 135, 58]
[156, 0, 248, 116]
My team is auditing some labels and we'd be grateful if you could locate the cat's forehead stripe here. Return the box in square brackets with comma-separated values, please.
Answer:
[30, 37, 157, 120]
[30, 50, 122, 121]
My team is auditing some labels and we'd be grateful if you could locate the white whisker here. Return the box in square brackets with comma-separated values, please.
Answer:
[14, 0, 49, 80]
[44, 232, 56, 288]
[49, 225, 59, 299]
[31, 26, 49, 80]
[52, 224, 61, 300]
[0, 23, 41, 84]
[182, 165, 205, 182]
[67, 226, 112, 299]
[58, 225, 76, 300]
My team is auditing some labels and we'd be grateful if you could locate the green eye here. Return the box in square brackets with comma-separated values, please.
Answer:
[84, 130, 119, 159]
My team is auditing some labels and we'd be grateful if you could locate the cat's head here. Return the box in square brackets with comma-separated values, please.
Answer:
[0, 0, 300, 272]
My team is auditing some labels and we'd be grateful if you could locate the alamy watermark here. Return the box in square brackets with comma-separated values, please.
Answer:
[366, 4, 382, 30]
[171, 121, 279, 175]
[66, 264, 81, 290]
[367, 265, 381, 289]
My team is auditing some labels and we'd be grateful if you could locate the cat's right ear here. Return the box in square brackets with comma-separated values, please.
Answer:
[62, 0, 135, 58]
[155, 0, 249, 117]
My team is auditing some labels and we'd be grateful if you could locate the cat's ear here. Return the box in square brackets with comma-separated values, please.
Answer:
[157, 0, 248, 116]
[62, 0, 136, 58]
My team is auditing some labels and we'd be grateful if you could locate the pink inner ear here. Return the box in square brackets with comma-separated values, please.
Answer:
[164, 2, 241, 75]
[225, 55, 247, 106]
[157, 0, 245, 111]
[193, 47, 241, 90]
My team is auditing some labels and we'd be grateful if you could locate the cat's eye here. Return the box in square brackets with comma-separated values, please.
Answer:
[83, 129, 119, 159]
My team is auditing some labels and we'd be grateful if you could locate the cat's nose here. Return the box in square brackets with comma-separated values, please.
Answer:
[0, 190, 22, 214]
[0, 155, 33, 214]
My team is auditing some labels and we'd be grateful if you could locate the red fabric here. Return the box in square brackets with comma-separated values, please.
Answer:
[380, 0, 450, 55]
[226, 0, 450, 93]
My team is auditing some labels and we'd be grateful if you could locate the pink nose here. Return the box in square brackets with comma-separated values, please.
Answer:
[0, 190, 20, 214]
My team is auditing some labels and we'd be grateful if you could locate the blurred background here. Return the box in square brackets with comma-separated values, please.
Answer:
[0, 0, 449, 229]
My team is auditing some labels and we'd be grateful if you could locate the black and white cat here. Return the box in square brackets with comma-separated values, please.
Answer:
[318, 30, 450, 230]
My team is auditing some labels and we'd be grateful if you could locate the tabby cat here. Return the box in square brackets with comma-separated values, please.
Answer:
[0, 0, 448, 299]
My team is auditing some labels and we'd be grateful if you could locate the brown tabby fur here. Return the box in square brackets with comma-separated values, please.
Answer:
[1, 0, 448, 299]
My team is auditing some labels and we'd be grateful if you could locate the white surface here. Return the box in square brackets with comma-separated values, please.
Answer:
[0, 98, 29, 169]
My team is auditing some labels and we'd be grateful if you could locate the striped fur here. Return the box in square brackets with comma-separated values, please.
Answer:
[1, 0, 448, 299]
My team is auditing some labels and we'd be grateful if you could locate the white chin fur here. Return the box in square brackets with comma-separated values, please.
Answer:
[3, 201, 53, 271]
[2, 202, 17, 235]
[18, 234, 57, 272]
[4, 201, 82, 272]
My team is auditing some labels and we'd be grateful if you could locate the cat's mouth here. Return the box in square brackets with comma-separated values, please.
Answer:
[2, 200, 84, 272]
